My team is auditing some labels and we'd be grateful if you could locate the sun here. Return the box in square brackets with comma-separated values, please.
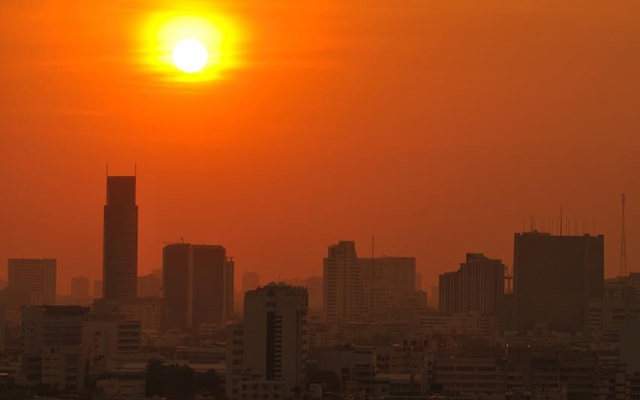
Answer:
[172, 39, 208, 73]
[141, 11, 244, 83]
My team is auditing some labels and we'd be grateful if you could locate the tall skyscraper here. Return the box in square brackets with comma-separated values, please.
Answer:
[103, 175, 138, 300]
[243, 283, 308, 393]
[323, 241, 365, 322]
[242, 271, 260, 293]
[513, 232, 604, 331]
[71, 276, 90, 298]
[8, 259, 57, 305]
[439, 253, 505, 315]
[162, 243, 234, 329]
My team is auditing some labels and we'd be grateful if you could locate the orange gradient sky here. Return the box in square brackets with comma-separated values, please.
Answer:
[1, 0, 640, 294]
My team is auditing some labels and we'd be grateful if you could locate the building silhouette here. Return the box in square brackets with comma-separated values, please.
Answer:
[513, 231, 604, 331]
[243, 283, 308, 394]
[71, 276, 90, 299]
[439, 253, 505, 315]
[242, 271, 260, 293]
[103, 176, 138, 300]
[8, 259, 57, 305]
[323, 241, 418, 323]
[162, 243, 234, 329]
[323, 241, 366, 322]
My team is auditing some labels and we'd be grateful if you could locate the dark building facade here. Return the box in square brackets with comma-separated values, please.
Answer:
[513, 232, 604, 332]
[162, 243, 234, 330]
[439, 253, 505, 315]
[103, 176, 138, 300]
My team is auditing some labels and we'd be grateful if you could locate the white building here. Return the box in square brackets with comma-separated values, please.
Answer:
[243, 283, 308, 395]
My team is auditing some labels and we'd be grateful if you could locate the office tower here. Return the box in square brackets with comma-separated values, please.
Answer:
[242, 271, 260, 293]
[93, 280, 103, 298]
[439, 253, 505, 315]
[8, 258, 57, 305]
[21, 305, 89, 353]
[137, 273, 161, 298]
[103, 175, 138, 300]
[513, 232, 604, 331]
[71, 276, 90, 298]
[243, 283, 308, 393]
[323, 241, 366, 322]
[162, 243, 235, 329]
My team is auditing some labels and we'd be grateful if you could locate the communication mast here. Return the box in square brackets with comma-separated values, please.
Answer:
[621, 194, 627, 277]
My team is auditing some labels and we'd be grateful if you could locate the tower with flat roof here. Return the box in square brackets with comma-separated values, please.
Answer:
[103, 175, 138, 300]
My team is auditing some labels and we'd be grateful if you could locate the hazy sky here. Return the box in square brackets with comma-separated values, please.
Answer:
[1, 0, 639, 294]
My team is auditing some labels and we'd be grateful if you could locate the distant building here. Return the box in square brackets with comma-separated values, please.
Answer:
[306, 276, 323, 310]
[323, 241, 418, 323]
[71, 276, 90, 298]
[163, 243, 235, 330]
[439, 253, 505, 315]
[513, 232, 604, 331]
[103, 175, 138, 300]
[93, 279, 103, 298]
[242, 272, 260, 293]
[243, 283, 309, 394]
[21, 305, 89, 353]
[137, 272, 161, 298]
[8, 258, 57, 305]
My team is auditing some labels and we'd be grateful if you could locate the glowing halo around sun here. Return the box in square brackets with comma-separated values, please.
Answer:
[141, 10, 243, 82]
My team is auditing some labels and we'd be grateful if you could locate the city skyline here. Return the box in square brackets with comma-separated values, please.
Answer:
[0, 173, 633, 294]
[2, 1, 640, 295]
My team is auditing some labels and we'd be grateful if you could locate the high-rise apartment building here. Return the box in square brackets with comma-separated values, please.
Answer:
[513, 231, 604, 331]
[243, 283, 308, 393]
[162, 243, 234, 329]
[21, 305, 89, 353]
[439, 253, 505, 315]
[103, 176, 138, 300]
[71, 276, 90, 299]
[323, 241, 417, 323]
[8, 259, 57, 305]
[323, 241, 366, 323]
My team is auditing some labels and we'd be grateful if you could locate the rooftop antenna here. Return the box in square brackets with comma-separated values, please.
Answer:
[621, 194, 627, 277]
[560, 205, 563, 236]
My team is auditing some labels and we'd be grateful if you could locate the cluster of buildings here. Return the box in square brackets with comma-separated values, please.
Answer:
[1, 175, 639, 400]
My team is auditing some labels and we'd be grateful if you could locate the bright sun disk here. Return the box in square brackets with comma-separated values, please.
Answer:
[172, 38, 208, 73]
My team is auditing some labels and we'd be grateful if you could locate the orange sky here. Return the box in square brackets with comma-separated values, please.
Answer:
[1, 0, 639, 294]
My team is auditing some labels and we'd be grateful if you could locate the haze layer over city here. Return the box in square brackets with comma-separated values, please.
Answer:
[1, 1, 640, 400]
